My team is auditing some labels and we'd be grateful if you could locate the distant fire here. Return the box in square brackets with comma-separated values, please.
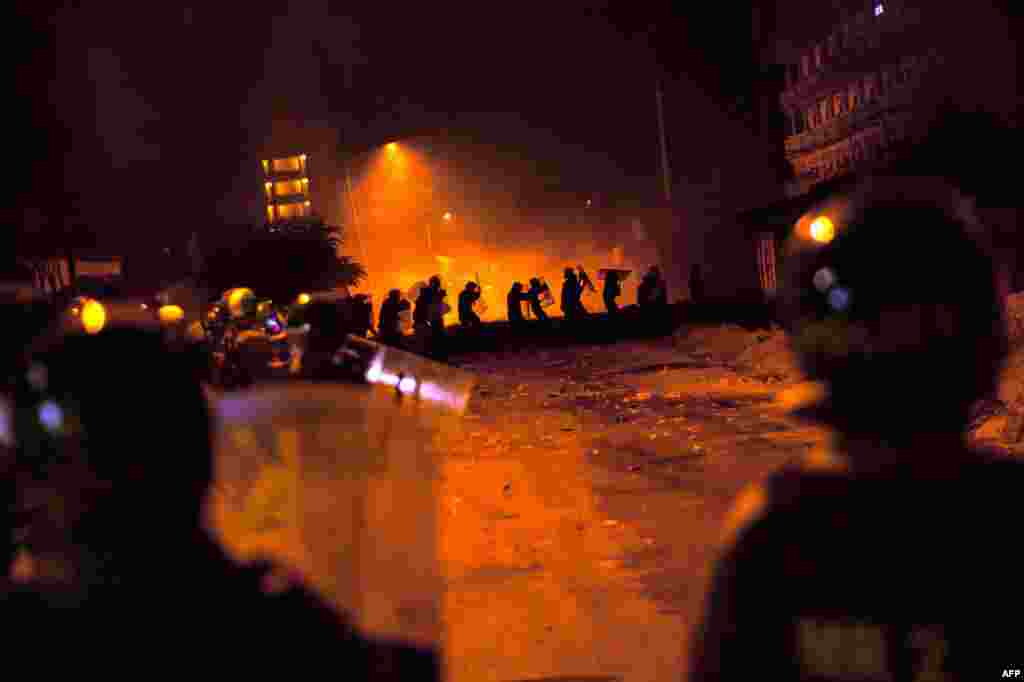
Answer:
[357, 239, 658, 327]
[344, 139, 662, 326]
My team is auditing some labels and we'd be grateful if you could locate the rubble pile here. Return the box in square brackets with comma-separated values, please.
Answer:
[672, 324, 762, 363]
[735, 331, 802, 384]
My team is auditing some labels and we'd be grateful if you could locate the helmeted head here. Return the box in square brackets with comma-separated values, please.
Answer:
[777, 175, 1006, 437]
[529, 278, 541, 288]
[429, 275, 442, 289]
[564, 268, 575, 280]
[12, 327, 214, 556]
[387, 289, 401, 302]
[512, 282, 523, 292]
[465, 282, 478, 291]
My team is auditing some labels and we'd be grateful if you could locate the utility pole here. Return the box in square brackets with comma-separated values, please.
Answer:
[655, 80, 673, 203]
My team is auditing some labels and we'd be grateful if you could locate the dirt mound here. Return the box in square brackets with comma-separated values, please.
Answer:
[672, 324, 761, 362]
[735, 332, 803, 383]
[673, 324, 802, 382]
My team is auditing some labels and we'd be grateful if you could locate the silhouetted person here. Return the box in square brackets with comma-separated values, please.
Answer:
[458, 282, 482, 328]
[577, 264, 595, 298]
[2, 325, 440, 677]
[507, 282, 528, 327]
[378, 289, 410, 348]
[650, 266, 668, 307]
[689, 176, 1020, 680]
[637, 269, 655, 308]
[1, 291, 54, 579]
[602, 270, 621, 315]
[350, 294, 375, 338]
[413, 278, 441, 331]
[420, 276, 447, 360]
[688, 264, 705, 306]
[527, 278, 549, 322]
[561, 268, 586, 322]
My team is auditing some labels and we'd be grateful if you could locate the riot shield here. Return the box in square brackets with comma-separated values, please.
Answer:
[207, 353, 473, 655]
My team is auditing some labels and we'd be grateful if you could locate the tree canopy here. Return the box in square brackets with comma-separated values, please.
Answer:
[199, 218, 366, 304]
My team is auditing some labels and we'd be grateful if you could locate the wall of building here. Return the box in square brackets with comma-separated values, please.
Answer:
[771, 0, 1018, 199]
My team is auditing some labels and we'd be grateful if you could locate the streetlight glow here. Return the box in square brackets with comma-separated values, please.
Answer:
[443, 212, 453, 221]
[810, 216, 836, 243]
[81, 299, 107, 335]
[386, 142, 398, 154]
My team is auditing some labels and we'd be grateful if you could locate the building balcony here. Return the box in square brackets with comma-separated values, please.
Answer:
[261, 155, 308, 179]
[784, 84, 918, 157]
[268, 201, 313, 222]
[268, 193, 309, 206]
[785, 107, 881, 156]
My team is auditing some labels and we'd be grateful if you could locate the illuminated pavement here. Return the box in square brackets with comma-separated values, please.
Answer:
[437, 339, 830, 682]
[205, 337, 831, 681]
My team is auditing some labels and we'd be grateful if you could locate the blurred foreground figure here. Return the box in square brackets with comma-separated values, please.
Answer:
[689, 176, 1020, 680]
[2, 326, 438, 677]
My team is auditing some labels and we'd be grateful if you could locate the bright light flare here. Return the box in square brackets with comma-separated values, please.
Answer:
[0, 397, 12, 447]
[38, 400, 63, 432]
[81, 299, 107, 335]
[810, 216, 836, 244]
[226, 288, 255, 318]
[386, 142, 398, 154]
[443, 212, 453, 221]
[158, 305, 185, 324]
[297, 293, 312, 305]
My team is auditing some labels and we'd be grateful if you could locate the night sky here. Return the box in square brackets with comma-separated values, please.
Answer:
[17, 2, 788, 255]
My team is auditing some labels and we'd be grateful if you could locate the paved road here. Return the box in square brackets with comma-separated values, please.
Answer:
[205, 337, 829, 681]
[437, 340, 829, 681]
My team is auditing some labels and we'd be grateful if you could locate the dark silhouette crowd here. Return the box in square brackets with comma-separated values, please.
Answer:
[363, 263, 671, 359]
[1, 324, 439, 677]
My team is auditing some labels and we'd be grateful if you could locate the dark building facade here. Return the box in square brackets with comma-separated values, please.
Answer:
[740, 0, 1019, 299]
[777, 1, 945, 198]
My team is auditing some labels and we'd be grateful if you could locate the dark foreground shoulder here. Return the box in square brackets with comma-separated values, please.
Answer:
[242, 561, 442, 679]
